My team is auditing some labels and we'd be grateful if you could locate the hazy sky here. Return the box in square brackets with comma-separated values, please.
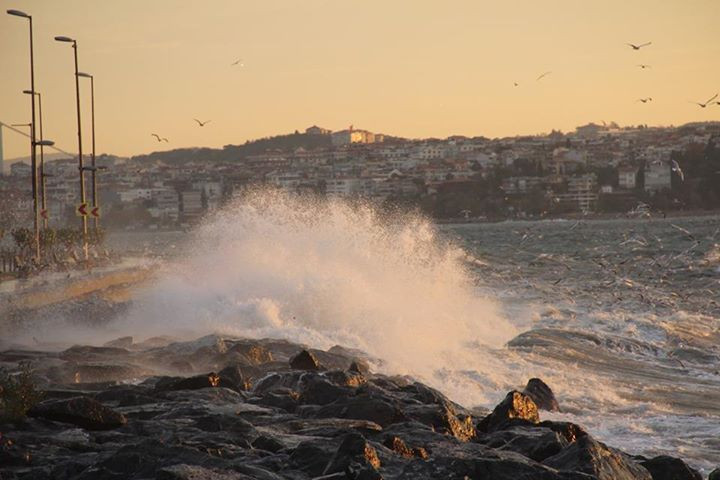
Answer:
[2, 0, 719, 159]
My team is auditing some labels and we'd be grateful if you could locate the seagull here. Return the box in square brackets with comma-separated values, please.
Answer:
[514, 82, 519, 87]
[691, 94, 718, 108]
[231, 58, 244, 67]
[637, 97, 653, 103]
[637, 64, 651, 69]
[161, 137, 169, 142]
[194, 119, 211, 127]
[536, 71, 552, 81]
[627, 42, 652, 50]
[671, 160, 684, 181]
[151, 133, 163, 142]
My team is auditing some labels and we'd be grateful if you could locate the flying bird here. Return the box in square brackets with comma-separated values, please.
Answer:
[151, 133, 163, 142]
[671, 160, 684, 181]
[627, 42, 652, 50]
[691, 93, 718, 108]
[161, 137, 169, 142]
[637, 64, 651, 69]
[231, 58, 244, 67]
[194, 119, 211, 127]
[536, 71, 552, 81]
[637, 97, 653, 103]
[513, 82, 519, 87]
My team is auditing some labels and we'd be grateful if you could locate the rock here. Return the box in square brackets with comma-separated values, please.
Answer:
[155, 372, 238, 392]
[60, 345, 130, 361]
[103, 336, 133, 349]
[300, 374, 354, 405]
[290, 350, 321, 370]
[523, 378, 560, 412]
[289, 439, 337, 477]
[478, 425, 567, 462]
[639, 455, 702, 480]
[477, 390, 540, 433]
[28, 396, 127, 430]
[252, 435, 286, 453]
[349, 360, 370, 375]
[709, 468, 720, 480]
[323, 432, 381, 476]
[227, 342, 273, 365]
[382, 436, 417, 459]
[217, 365, 251, 391]
[314, 394, 405, 427]
[157, 464, 250, 480]
[543, 434, 651, 480]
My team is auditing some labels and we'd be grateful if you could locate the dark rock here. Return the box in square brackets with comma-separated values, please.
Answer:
[323, 432, 381, 476]
[156, 464, 250, 479]
[639, 455, 702, 480]
[543, 434, 652, 480]
[60, 345, 130, 361]
[227, 342, 273, 365]
[65, 362, 150, 384]
[155, 372, 238, 392]
[709, 468, 720, 480]
[523, 378, 560, 412]
[347, 462, 384, 480]
[103, 336, 133, 349]
[289, 439, 337, 476]
[27, 396, 127, 430]
[538, 421, 588, 443]
[290, 349, 321, 370]
[218, 365, 252, 391]
[478, 425, 566, 462]
[252, 435, 286, 453]
[300, 374, 354, 405]
[404, 403, 476, 442]
[325, 369, 367, 388]
[315, 393, 405, 427]
[477, 390, 540, 433]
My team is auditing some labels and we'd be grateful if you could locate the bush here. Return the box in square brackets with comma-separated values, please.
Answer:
[0, 363, 44, 423]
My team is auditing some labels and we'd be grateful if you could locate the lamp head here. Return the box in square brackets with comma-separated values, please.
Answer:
[7, 9, 30, 18]
[35, 140, 54, 147]
[77, 72, 92, 78]
[54, 35, 74, 43]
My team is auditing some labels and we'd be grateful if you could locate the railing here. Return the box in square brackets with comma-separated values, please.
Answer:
[0, 248, 20, 273]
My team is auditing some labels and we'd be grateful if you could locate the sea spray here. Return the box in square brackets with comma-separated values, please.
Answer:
[122, 190, 520, 404]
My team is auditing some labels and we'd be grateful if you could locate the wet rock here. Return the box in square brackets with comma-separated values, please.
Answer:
[289, 439, 337, 476]
[477, 390, 540, 433]
[218, 365, 252, 391]
[323, 432, 381, 476]
[290, 349, 321, 370]
[477, 425, 566, 462]
[325, 369, 367, 388]
[523, 377, 560, 412]
[349, 360, 370, 375]
[227, 342, 273, 365]
[103, 336, 133, 349]
[27, 395, 127, 430]
[60, 345, 130, 361]
[543, 434, 651, 480]
[65, 362, 150, 384]
[639, 455, 702, 480]
[709, 468, 720, 480]
[538, 421, 588, 443]
[300, 374, 354, 405]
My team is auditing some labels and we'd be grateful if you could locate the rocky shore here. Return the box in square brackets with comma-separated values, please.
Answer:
[0, 334, 713, 480]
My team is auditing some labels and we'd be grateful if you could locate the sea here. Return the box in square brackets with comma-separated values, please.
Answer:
[54, 193, 720, 472]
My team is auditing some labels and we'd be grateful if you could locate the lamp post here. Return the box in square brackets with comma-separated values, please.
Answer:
[23, 90, 47, 229]
[77, 72, 99, 233]
[55, 35, 88, 259]
[7, 8, 40, 261]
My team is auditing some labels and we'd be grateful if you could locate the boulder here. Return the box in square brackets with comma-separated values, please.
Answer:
[323, 432, 381, 476]
[543, 434, 651, 480]
[314, 394, 405, 427]
[382, 435, 427, 460]
[523, 378, 560, 412]
[477, 390, 540, 433]
[28, 396, 127, 430]
[252, 435, 286, 453]
[155, 372, 238, 392]
[709, 468, 720, 480]
[289, 350, 321, 370]
[639, 455, 702, 480]
[157, 464, 251, 480]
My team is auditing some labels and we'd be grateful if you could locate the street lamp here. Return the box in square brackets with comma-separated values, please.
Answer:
[77, 72, 100, 233]
[8, 8, 40, 260]
[55, 34, 88, 259]
[23, 90, 48, 229]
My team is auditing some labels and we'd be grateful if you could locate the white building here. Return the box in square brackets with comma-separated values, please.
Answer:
[644, 160, 671, 192]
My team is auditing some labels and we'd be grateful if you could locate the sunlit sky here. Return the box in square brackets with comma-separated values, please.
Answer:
[2, 0, 719, 160]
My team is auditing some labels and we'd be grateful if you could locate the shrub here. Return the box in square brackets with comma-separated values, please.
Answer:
[0, 362, 44, 423]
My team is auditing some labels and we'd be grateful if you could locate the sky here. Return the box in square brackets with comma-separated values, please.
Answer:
[1, 0, 719, 160]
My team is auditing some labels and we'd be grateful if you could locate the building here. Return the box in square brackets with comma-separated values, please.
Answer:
[331, 128, 378, 146]
[305, 125, 331, 135]
[557, 174, 598, 212]
[644, 160, 671, 192]
[618, 165, 638, 190]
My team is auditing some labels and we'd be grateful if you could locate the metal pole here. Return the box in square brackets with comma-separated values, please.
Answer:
[37, 92, 47, 229]
[90, 75, 98, 233]
[28, 16, 40, 260]
[72, 41, 88, 259]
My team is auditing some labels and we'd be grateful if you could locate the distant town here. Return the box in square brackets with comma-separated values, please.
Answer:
[2, 121, 720, 231]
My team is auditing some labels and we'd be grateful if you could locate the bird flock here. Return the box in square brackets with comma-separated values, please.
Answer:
[513, 41, 718, 112]
[150, 58, 243, 144]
